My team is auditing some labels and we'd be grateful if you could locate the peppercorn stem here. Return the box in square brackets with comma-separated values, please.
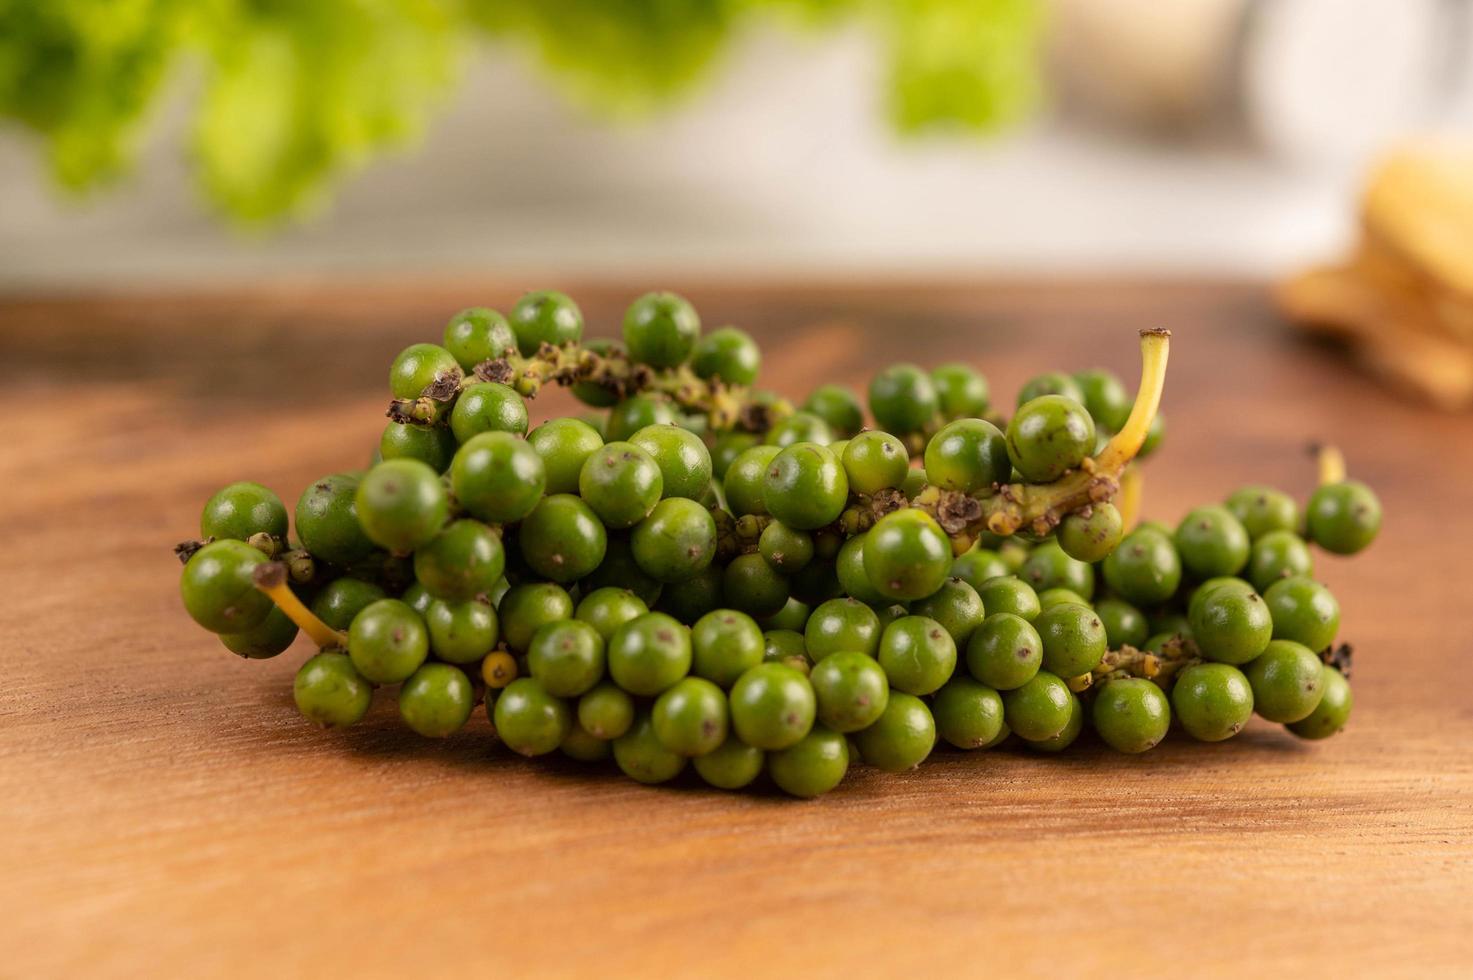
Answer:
[1317, 444, 1347, 485]
[1116, 465, 1143, 531]
[1096, 328, 1171, 474]
[252, 563, 347, 649]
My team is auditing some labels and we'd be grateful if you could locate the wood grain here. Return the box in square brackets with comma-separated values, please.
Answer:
[2, 279, 1471, 979]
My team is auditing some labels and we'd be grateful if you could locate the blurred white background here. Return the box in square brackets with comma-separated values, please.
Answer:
[2, 0, 1470, 289]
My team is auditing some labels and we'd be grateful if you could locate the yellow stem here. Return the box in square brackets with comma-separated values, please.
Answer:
[1096, 328, 1171, 473]
[1116, 465, 1143, 530]
[252, 563, 347, 650]
[1317, 445, 1346, 486]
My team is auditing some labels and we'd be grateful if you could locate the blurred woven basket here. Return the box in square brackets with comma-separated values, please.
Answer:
[1278, 142, 1473, 409]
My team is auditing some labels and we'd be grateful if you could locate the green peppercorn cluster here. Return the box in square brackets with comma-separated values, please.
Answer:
[176, 290, 1378, 798]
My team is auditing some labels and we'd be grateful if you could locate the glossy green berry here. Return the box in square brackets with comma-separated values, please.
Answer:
[581, 533, 663, 607]
[625, 424, 709, 501]
[348, 598, 428, 684]
[842, 431, 910, 495]
[804, 597, 881, 660]
[1002, 671, 1073, 741]
[398, 664, 474, 738]
[400, 581, 434, 617]
[1174, 505, 1251, 579]
[1305, 480, 1382, 554]
[652, 677, 729, 756]
[526, 418, 603, 495]
[808, 651, 889, 733]
[1006, 395, 1095, 483]
[379, 422, 457, 472]
[414, 519, 505, 601]
[863, 508, 951, 601]
[1073, 368, 1131, 432]
[607, 612, 691, 696]
[527, 619, 606, 697]
[604, 395, 677, 443]
[1037, 588, 1087, 611]
[1171, 663, 1253, 741]
[1189, 579, 1273, 665]
[730, 662, 816, 750]
[560, 724, 612, 762]
[1058, 503, 1124, 564]
[1264, 576, 1340, 652]
[624, 291, 699, 368]
[1102, 527, 1182, 606]
[1094, 597, 1149, 650]
[1245, 639, 1325, 723]
[923, 419, 1009, 493]
[932, 677, 1005, 749]
[201, 481, 288, 542]
[1247, 530, 1315, 592]
[354, 459, 447, 554]
[1092, 678, 1171, 753]
[877, 615, 956, 696]
[631, 498, 716, 582]
[762, 442, 848, 531]
[295, 473, 375, 566]
[577, 442, 662, 529]
[1017, 371, 1084, 407]
[966, 612, 1043, 690]
[1035, 602, 1107, 678]
[1022, 692, 1084, 752]
[869, 364, 939, 434]
[294, 652, 372, 728]
[769, 727, 849, 798]
[443, 306, 515, 370]
[761, 596, 811, 632]
[577, 682, 635, 740]
[711, 432, 760, 481]
[389, 343, 461, 400]
[220, 605, 298, 659]
[803, 384, 864, 438]
[498, 582, 574, 653]
[655, 565, 724, 623]
[613, 712, 688, 783]
[852, 692, 935, 772]
[1225, 484, 1299, 539]
[690, 326, 760, 386]
[756, 521, 813, 574]
[494, 678, 572, 756]
[450, 432, 546, 524]
[763, 628, 809, 664]
[723, 445, 781, 516]
[1020, 540, 1095, 599]
[518, 494, 607, 583]
[180, 539, 273, 634]
[951, 548, 1010, 591]
[450, 382, 528, 443]
[575, 587, 649, 642]
[974, 575, 1041, 622]
[691, 609, 765, 688]
[910, 577, 985, 647]
[764, 412, 833, 449]
[831, 533, 883, 606]
[425, 597, 498, 664]
[510, 290, 582, 356]
[931, 363, 990, 419]
[693, 736, 765, 789]
[1287, 666, 1352, 739]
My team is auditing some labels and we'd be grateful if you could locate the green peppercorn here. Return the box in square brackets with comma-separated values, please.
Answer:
[852, 692, 935, 772]
[729, 662, 816, 750]
[1264, 576, 1340, 652]
[607, 612, 692, 696]
[510, 290, 582, 356]
[1245, 639, 1325, 723]
[1287, 666, 1352, 739]
[399, 663, 474, 737]
[294, 652, 373, 728]
[1092, 678, 1171, 753]
[179, 539, 273, 634]
[495, 677, 572, 756]
[1171, 662, 1254, 741]
[922, 418, 1009, 493]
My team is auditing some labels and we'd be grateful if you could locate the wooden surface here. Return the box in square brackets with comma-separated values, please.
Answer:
[3, 280, 1471, 978]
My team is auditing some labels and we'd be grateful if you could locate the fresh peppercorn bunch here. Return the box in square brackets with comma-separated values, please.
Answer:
[176, 290, 1378, 798]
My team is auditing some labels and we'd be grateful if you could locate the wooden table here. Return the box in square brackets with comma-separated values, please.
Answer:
[4, 280, 1470, 977]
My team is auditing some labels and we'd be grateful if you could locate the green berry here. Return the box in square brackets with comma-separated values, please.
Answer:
[201, 481, 288, 542]
[510, 290, 582, 356]
[1017, 371, 1084, 407]
[655, 565, 725, 623]
[561, 724, 612, 762]
[179, 539, 272, 634]
[759, 521, 814, 573]
[833, 532, 885, 606]
[450, 432, 546, 524]
[690, 326, 760, 386]
[399, 664, 474, 737]
[803, 385, 864, 438]
[631, 497, 716, 582]
[613, 712, 687, 784]
[1020, 539, 1095, 599]
[1287, 666, 1352, 739]
[1002, 671, 1073, 741]
[518, 494, 607, 583]
[425, 597, 498, 664]
[711, 432, 760, 481]
[692, 736, 766, 789]
[450, 382, 528, 443]
[1037, 588, 1087, 611]
[1102, 526, 1182, 606]
[527, 619, 606, 697]
[1035, 602, 1107, 678]
[575, 587, 649, 642]
[809, 651, 889, 733]
[607, 612, 691, 696]
[498, 582, 574, 653]
[1305, 480, 1382, 554]
[1189, 579, 1273, 665]
[932, 677, 1005, 749]
[389, 343, 461, 400]
[769, 727, 849, 798]
[294, 652, 372, 728]
[577, 682, 636, 740]
[1243, 638, 1324, 723]
[909, 577, 985, 647]
[401, 581, 434, 617]
[713, 552, 783, 618]
[974, 575, 1041, 621]
[1057, 503, 1124, 563]
[379, 422, 457, 472]
[761, 596, 811, 632]
[931, 363, 990, 419]
[354, 459, 447, 554]
[581, 533, 663, 607]
[494, 678, 571, 756]
[1094, 597, 1149, 650]
[723, 445, 781, 516]
[852, 692, 935, 772]
[443, 306, 515, 370]
[868, 364, 939, 434]
[624, 291, 699, 368]
[729, 662, 816, 750]
[951, 548, 1010, 591]
[691, 609, 765, 688]
[1247, 530, 1315, 592]
[604, 395, 677, 442]
[1225, 484, 1299, 539]
[966, 612, 1043, 690]
[578, 441, 662, 529]
[1264, 576, 1340, 651]
[764, 412, 834, 449]
[348, 598, 428, 684]
[1172, 663, 1254, 741]
[923, 419, 1009, 493]
[1006, 395, 1095, 483]
[863, 508, 951, 601]
[763, 442, 848, 530]
[629, 424, 712, 501]
[764, 629, 809, 665]
[1174, 505, 1251, 579]
[842, 430, 910, 494]
[1092, 678, 1171, 753]
[414, 519, 505, 601]
[1022, 692, 1084, 752]
[652, 677, 729, 756]
[1073, 368, 1131, 431]
[877, 615, 956, 695]
[220, 605, 298, 659]
[295, 473, 375, 566]
[804, 597, 881, 660]
[526, 418, 604, 496]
